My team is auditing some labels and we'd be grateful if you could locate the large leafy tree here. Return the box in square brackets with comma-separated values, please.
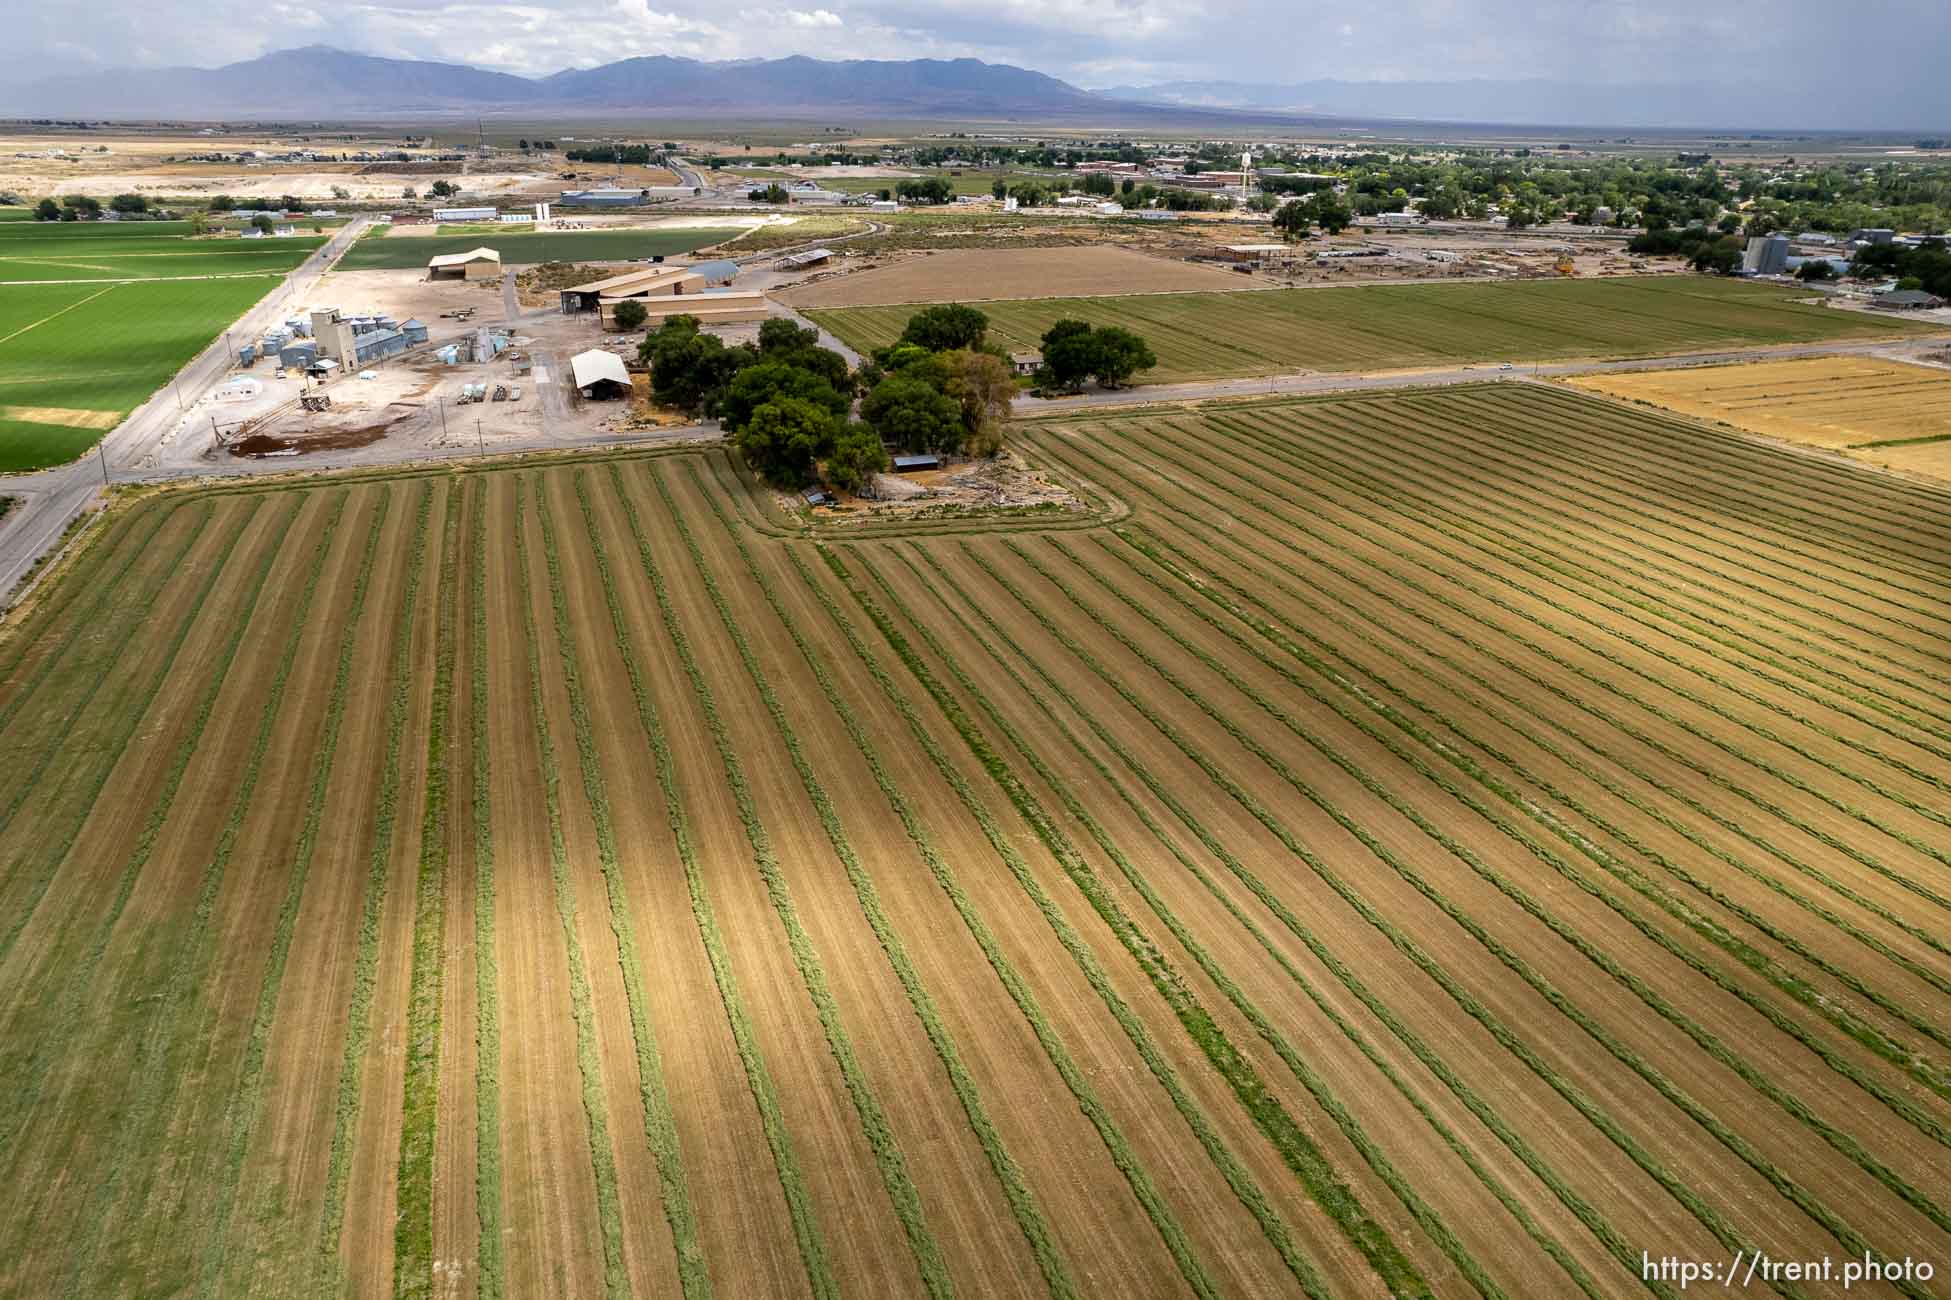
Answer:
[862, 375, 963, 453]
[940, 349, 1015, 454]
[718, 360, 849, 433]
[824, 423, 891, 492]
[1038, 319, 1099, 389]
[1088, 326, 1157, 388]
[735, 398, 840, 487]
[897, 303, 989, 352]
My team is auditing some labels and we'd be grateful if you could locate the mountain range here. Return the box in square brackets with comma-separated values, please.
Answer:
[3, 46, 1941, 130]
[1, 46, 1110, 120]
[1094, 78, 1951, 132]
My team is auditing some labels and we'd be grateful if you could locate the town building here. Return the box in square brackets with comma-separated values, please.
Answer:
[426, 247, 502, 280]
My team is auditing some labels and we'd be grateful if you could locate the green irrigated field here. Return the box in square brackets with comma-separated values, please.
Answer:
[336, 227, 745, 271]
[0, 221, 326, 283]
[808, 276, 1934, 383]
[0, 277, 287, 470]
[3, 385, 1949, 1299]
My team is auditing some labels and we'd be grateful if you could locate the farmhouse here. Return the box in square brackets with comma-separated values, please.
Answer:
[1870, 289, 1946, 311]
[570, 349, 632, 399]
[426, 247, 502, 280]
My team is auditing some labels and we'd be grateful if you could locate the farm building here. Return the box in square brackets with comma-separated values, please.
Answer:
[558, 266, 709, 329]
[1870, 289, 1946, 311]
[433, 206, 497, 222]
[891, 453, 941, 472]
[690, 259, 740, 286]
[776, 248, 834, 271]
[1009, 351, 1042, 376]
[633, 289, 769, 326]
[427, 247, 502, 280]
[570, 350, 632, 399]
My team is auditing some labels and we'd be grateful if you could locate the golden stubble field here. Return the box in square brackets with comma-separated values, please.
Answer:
[1568, 355, 1951, 481]
[1, 383, 1949, 1299]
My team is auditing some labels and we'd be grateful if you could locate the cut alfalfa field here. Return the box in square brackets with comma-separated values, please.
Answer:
[807, 275, 1933, 382]
[3, 382, 1949, 1298]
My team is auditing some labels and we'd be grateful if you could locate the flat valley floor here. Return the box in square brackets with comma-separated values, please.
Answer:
[2, 384, 1949, 1298]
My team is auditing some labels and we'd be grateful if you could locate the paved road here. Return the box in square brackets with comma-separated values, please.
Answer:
[0, 217, 369, 606]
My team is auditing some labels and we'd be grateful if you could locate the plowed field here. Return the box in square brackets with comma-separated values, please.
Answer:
[3, 381, 1949, 1298]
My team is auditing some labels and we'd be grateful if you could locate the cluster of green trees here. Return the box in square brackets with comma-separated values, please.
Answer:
[564, 144, 655, 164]
[895, 177, 955, 204]
[1032, 320, 1157, 391]
[1851, 239, 1951, 298]
[1271, 191, 1354, 239]
[637, 315, 877, 490]
[33, 196, 98, 221]
[747, 183, 791, 204]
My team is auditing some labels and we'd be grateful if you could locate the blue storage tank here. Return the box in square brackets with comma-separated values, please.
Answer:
[238, 344, 257, 367]
[279, 341, 318, 368]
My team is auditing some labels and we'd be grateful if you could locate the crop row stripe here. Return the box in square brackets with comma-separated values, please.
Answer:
[825, 538, 1403, 1300]
[701, 463, 1225, 1300]
[468, 479, 507, 1300]
[511, 474, 632, 1300]
[1020, 423, 1951, 993]
[1311, 396, 1951, 715]
[193, 486, 395, 1297]
[602, 461, 839, 1300]
[855, 540, 1504, 1298]
[1023, 528, 1951, 1223]
[940, 523, 1804, 1299]
[1079, 417, 1951, 919]
[892, 539, 1626, 1299]
[1185, 412, 1951, 1061]
[659, 460, 1078, 1295]
[394, 479, 466, 1300]
[0, 495, 298, 1172]
[640, 464, 959, 1297]
[0, 499, 165, 693]
[545, 472, 712, 1300]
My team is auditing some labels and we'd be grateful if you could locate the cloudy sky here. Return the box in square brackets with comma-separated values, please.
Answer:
[1, 0, 1947, 108]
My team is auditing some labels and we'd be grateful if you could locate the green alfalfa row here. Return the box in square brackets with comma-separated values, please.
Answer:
[394, 480, 467, 1300]
[1182, 412, 1951, 858]
[1032, 422, 1951, 984]
[468, 479, 507, 1300]
[785, 541, 1227, 1300]
[0, 497, 174, 691]
[1243, 414, 1951, 818]
[317, 480, 441, 1290]
[946, 538, 1777, 1294]
[1478, 385, 1951, 596]
[547, 472, 712, 1300]
[641, 464, 956, 1298]
[1471, 386, 1951, 594]
[893, 541, 1617, 1300]
[1297, 400, 1951, 736]
[684, 467, 1197, 1300]
[860, 542, 1488, 1299]
[602, 462, 838, 1300]
[1098, 417, 1951, 913]
[667, 461, 1088, 1296]
[0, 497, 181, 717]
[0, 500, 219, 868]
[992, 533, 1935, 1284]
[0, 497, 256, 970]
[1109, 516, 1951, 1102]
[1192, 411, 1951, 1052]
[510, 474, 631, 1300]
[192, 488, 395, 1300]
[1030, 532, 1951, 1230]
[815, 542, 1350, 1296]
[0, 495, 298, 1174]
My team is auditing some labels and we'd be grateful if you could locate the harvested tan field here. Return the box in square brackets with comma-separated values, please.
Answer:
[778, 245, 1254, 308]
[4, 382, 1951, 1298]
[1568, 354, 1951, 450]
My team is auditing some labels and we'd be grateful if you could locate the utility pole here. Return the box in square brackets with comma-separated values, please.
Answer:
[438, 400, 449, 443]
[476, 418, 484, 453]
[96, 443, 109, 487]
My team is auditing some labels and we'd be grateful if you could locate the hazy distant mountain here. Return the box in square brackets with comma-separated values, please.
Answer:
[1094, 77, 1951, 131]
[2, 45, 1103, 120]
